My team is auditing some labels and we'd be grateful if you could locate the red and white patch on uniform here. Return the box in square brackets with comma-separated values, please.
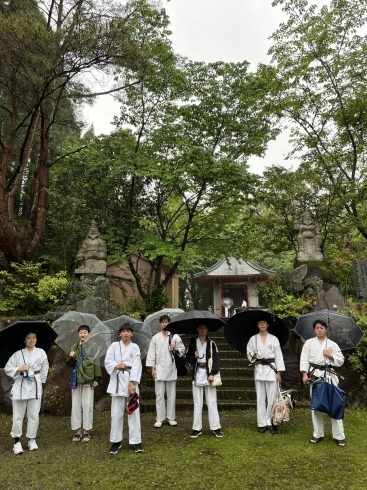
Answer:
[129, 353, 133, 359]
[268, 344, 273, 350]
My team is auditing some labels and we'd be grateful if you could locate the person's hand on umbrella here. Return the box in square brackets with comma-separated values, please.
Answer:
[323, 347, 334, 361]
[17, 364, 30, 373]
[169, 341, 178, 352]
[115, 362, 127, 370]
[69, 350, 76, 357]
[253, 348, 258, 357]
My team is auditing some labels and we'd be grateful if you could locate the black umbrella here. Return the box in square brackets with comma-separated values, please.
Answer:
[224, 309, 289, 354]
[295, 309, 364, 350]
[0, 320, 57, 368]
[164, 310, 226, 335]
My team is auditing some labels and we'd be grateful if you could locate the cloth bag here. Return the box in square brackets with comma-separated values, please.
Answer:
[169, 334, 189, 376]
[70, 368, 78, 389]
[69, 347, 88, 389]
[126, 392, 140, 415]
[271, 383, 293, 426]
[310, 378, 345, 420]
[208, 340, 222, 387]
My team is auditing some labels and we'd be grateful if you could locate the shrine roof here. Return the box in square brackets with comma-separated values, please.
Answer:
[193, 257, 276, 280]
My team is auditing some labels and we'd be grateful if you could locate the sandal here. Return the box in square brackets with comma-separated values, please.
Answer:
[310, 436, 323, 444]
[72, 433, 82, 442]
[82, 433, 91, 442]
[335, 439, 346, 447]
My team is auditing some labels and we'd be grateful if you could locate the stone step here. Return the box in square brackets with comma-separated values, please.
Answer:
[139, 399, 257, 413]
[175, 387, 256, 401]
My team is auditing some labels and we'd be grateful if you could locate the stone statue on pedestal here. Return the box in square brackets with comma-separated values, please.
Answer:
[75, 220, 107, 274]
[294, 210, 324, 263]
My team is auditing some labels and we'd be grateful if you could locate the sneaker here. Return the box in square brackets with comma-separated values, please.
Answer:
[109, 442, 122, 455]
[134, 443, 144, 453]
[13, 442, 24, 455]
[27, 439, 38, 451]
[190, 430, 202, 438]
[154, 421, 163, 428]
[168, 420, 178, 426]
[213, 429, 223, 438]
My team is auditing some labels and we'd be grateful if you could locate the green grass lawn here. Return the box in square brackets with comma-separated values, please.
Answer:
[0, 408, 366, 490]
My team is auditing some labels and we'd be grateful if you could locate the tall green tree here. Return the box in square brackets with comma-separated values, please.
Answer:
[110, 60, 278, 308]
[268, 0, 367, 240]
[0, 0, 161, 265]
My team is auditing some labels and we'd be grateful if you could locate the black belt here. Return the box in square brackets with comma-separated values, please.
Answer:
[310, 363, 331, 370]
[197, 363, 207, 369]
[308, 363, 344, 380]
[252, 358, 277, 373]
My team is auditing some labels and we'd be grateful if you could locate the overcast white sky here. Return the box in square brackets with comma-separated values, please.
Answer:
[83, 0, 296, 174]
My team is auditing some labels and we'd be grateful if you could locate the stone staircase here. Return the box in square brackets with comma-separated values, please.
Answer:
[139, 328, 257, 413]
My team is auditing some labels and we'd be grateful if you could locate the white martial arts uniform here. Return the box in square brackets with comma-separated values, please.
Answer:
[191, 338, 221, 431]
[247, 333, 285, 427]
[300, 337, 345, 440]
[5, 348, 49, 438]
[146, 331, 185, 422]
[105, 341, 142, 444]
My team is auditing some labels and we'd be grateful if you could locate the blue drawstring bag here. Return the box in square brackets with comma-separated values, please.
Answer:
[310, 379, 346, 420]
[70, 368, 78, 389]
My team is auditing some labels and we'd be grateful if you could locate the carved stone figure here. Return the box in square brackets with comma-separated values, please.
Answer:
[75, 220, 107, 274]
[294, 210, 324, 262]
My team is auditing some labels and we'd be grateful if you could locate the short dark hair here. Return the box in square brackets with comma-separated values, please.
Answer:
[23, 331, 37, 340]
[257, 316, 269, 325]
[159, 315, 170, 323]
[77, 325, 90, 333]
[313, 319, 328, 329]
[119, 323, 134, 333]
[197, 322, 209, 329]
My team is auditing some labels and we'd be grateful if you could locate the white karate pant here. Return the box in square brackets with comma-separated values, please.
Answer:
[192, 383, 221, 431]
[255, 379, 277, 427]
[311, 410, 345, 440]
[11, 398, 42, 439]
[155, 380, 176, 422]
[110, 389, 141, 445]
[71, 384, 94, 431]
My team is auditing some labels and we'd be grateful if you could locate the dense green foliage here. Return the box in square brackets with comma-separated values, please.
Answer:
[0, 262, 67, 316]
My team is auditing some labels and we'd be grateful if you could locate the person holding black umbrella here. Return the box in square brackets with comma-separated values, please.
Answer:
[4, 331, 49, 455]
[187, 323, 223, 438]
[300, 319, 346, 446]
[247, 316, 285, 435]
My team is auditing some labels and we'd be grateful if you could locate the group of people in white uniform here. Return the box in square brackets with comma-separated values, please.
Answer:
[4, 313, 346, 456]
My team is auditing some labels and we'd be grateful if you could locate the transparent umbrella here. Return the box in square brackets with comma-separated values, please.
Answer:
[53, 311, 101, 354]
[143, 308, 184, 335]
[88, 315, 152, 364]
